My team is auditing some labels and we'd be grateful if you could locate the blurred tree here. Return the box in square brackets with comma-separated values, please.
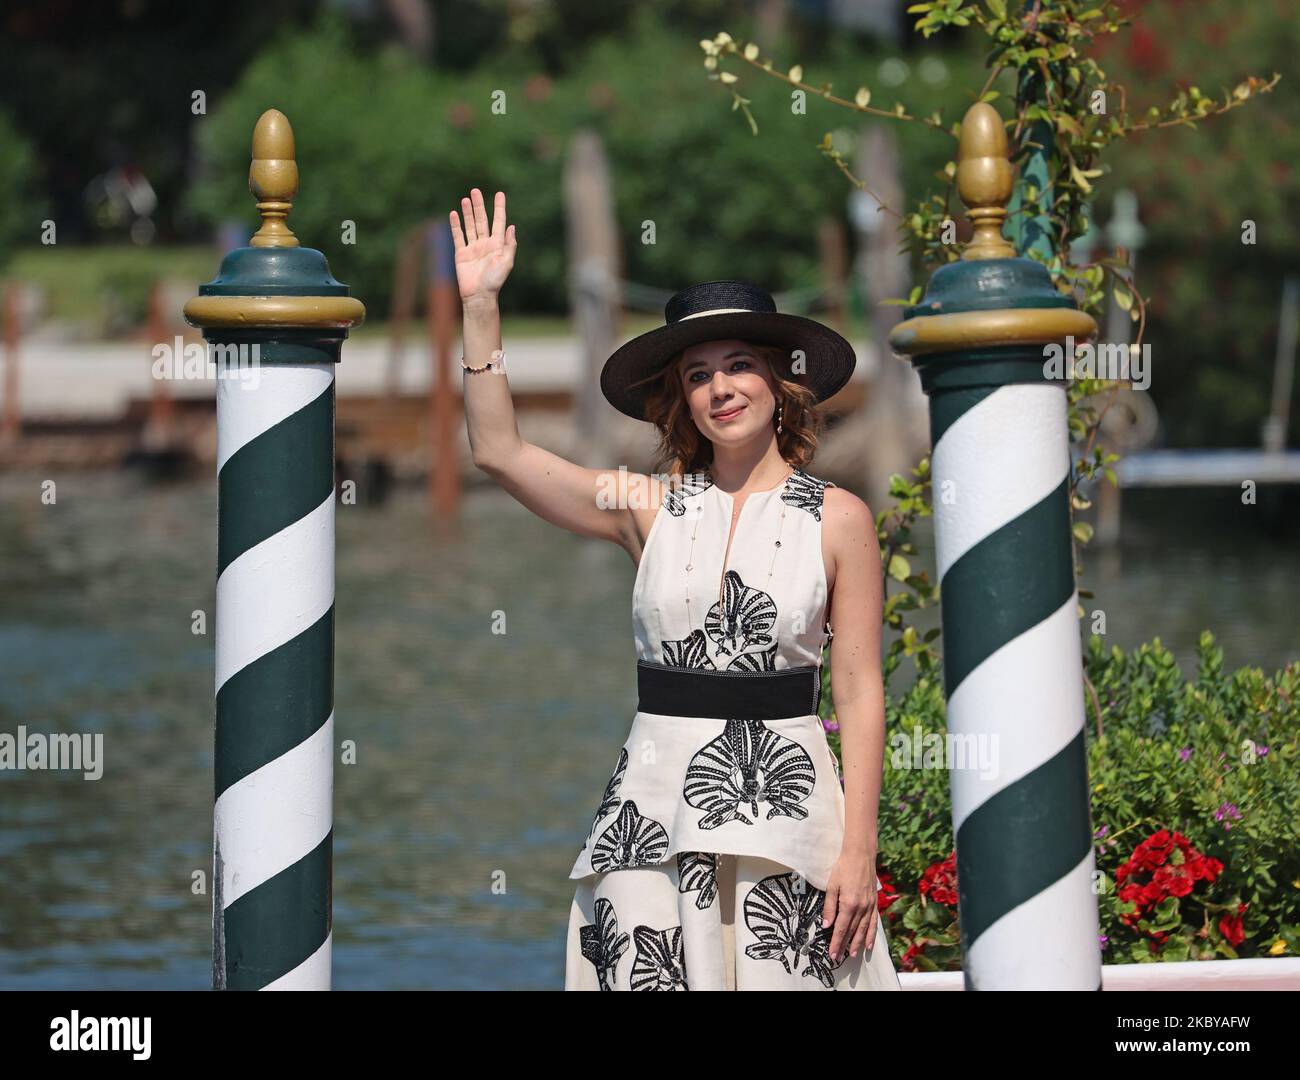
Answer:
[0, 106, 38, 269]
[188, 4, 985, 315]
[1097, 0, 1299, 447]
[0, 0, 328, 242]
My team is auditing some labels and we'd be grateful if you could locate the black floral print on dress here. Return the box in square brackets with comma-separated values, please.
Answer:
[724, 642, 778, 672]
[661, 628, 716, 670]
[580, 897, 630, 991]
[662, 471, 714, 518]
[677, 851, 718, 910]
[781, 469, 835, 522]
[661, 570, 778, 671]
[743, 871, 846, 989]
[580, 746, 628, 852]
[683, 717, 816, 829]
[590, 800, 671, 872]
[708, 570, 777, 660]
[630, 925, 689, 990]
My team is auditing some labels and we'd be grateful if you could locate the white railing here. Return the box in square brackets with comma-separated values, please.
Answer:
[900, 957, 1300, 990]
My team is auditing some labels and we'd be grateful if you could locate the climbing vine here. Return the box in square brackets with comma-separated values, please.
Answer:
[699, 0, 1277, 676]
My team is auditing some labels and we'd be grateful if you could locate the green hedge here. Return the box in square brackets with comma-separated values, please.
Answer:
[823, 631, 1300, 970]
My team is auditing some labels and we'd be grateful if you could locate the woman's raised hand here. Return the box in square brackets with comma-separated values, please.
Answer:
[450, 188, 516, 306]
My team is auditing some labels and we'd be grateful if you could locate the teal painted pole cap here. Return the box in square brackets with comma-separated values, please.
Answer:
[888, 102, 1094, 364]
[184, 109, 365, 356]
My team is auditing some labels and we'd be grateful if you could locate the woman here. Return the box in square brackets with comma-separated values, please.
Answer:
[451, 187, 899, 991]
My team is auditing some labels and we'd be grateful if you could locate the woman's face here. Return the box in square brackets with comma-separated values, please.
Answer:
[677, 339, 778, 445]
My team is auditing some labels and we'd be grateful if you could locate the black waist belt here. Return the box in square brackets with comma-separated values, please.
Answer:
[636, 660, 822, 721]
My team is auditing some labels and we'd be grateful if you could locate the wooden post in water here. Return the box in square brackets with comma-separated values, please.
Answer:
[2, 283, 21, 442]
[1264, 275, 1299, 455]
[143, 281, 175, 450]
[184, 109, 364, 990]
[1095, 190, 1147, 545]
[386, 224, 425, 397]
[427, 220, 461, 524]
[817, 217, 848, 334]
[564, 130, 622, 467]
[849, 124, 927, 511]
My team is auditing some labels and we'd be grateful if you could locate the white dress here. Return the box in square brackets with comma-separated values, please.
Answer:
[563, 467, 901, 990]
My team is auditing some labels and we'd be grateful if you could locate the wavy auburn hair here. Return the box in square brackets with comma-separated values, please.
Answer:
[630, 341, 829, 479]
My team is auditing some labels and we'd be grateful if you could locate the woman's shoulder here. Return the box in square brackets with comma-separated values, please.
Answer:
[800, 472, 873, 532]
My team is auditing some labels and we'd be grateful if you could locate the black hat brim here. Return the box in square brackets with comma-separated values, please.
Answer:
[599, 311, 857, 422]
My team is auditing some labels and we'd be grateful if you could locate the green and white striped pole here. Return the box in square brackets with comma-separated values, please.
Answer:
[184, 109, 365, 990]
[889, 104, 1101, 990]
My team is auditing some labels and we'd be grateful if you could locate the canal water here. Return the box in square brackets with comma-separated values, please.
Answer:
[0, 472, 1295, 989]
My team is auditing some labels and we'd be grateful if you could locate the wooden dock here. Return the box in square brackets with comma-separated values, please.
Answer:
[1115, 449, 1300, 487]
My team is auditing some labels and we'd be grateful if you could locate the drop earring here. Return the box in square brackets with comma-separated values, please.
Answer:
[775, 406, 783, 435]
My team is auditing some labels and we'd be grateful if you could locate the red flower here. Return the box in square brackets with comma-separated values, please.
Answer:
[919, 853, 959, 908]
[901, 941, 927, 971]
[876, 868, 900, 914]
[1194, 855, 1224, 882]
[1114, 828, 1222, 943]
[1219, 903, 1248, 947]
[1140, 881, 1167, 906]
[1127, 829, 1175, 873]
[1153, 864, 1195, 899]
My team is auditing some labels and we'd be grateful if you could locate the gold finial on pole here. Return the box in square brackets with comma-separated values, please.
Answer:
[248, 109, 300, 248]
[956, 102, 1015, 261]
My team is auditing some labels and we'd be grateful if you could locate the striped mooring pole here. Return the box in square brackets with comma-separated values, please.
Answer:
[889, 103, 1102, 989]
[184, 109, 365, 989]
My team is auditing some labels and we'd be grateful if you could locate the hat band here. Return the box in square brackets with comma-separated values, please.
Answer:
[676, 307, 753, 321]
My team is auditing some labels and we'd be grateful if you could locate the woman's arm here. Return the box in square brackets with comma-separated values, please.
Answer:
[818, 486, 888, 962]
[452, 188, 661, 556]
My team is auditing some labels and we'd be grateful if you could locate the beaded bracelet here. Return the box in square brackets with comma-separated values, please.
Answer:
[462, 348, 504, 373]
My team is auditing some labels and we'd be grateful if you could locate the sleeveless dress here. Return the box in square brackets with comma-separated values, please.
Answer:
[563, 467, 901, 991]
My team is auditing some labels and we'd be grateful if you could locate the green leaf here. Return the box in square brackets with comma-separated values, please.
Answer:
[1069, 161, 1093, 194]
[888, 554, 911, 581]
[1055, 113, 1083, 137]
[985, 0, 1005, 18]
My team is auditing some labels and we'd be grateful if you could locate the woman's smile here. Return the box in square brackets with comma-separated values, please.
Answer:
[712, 404, 747, 423]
